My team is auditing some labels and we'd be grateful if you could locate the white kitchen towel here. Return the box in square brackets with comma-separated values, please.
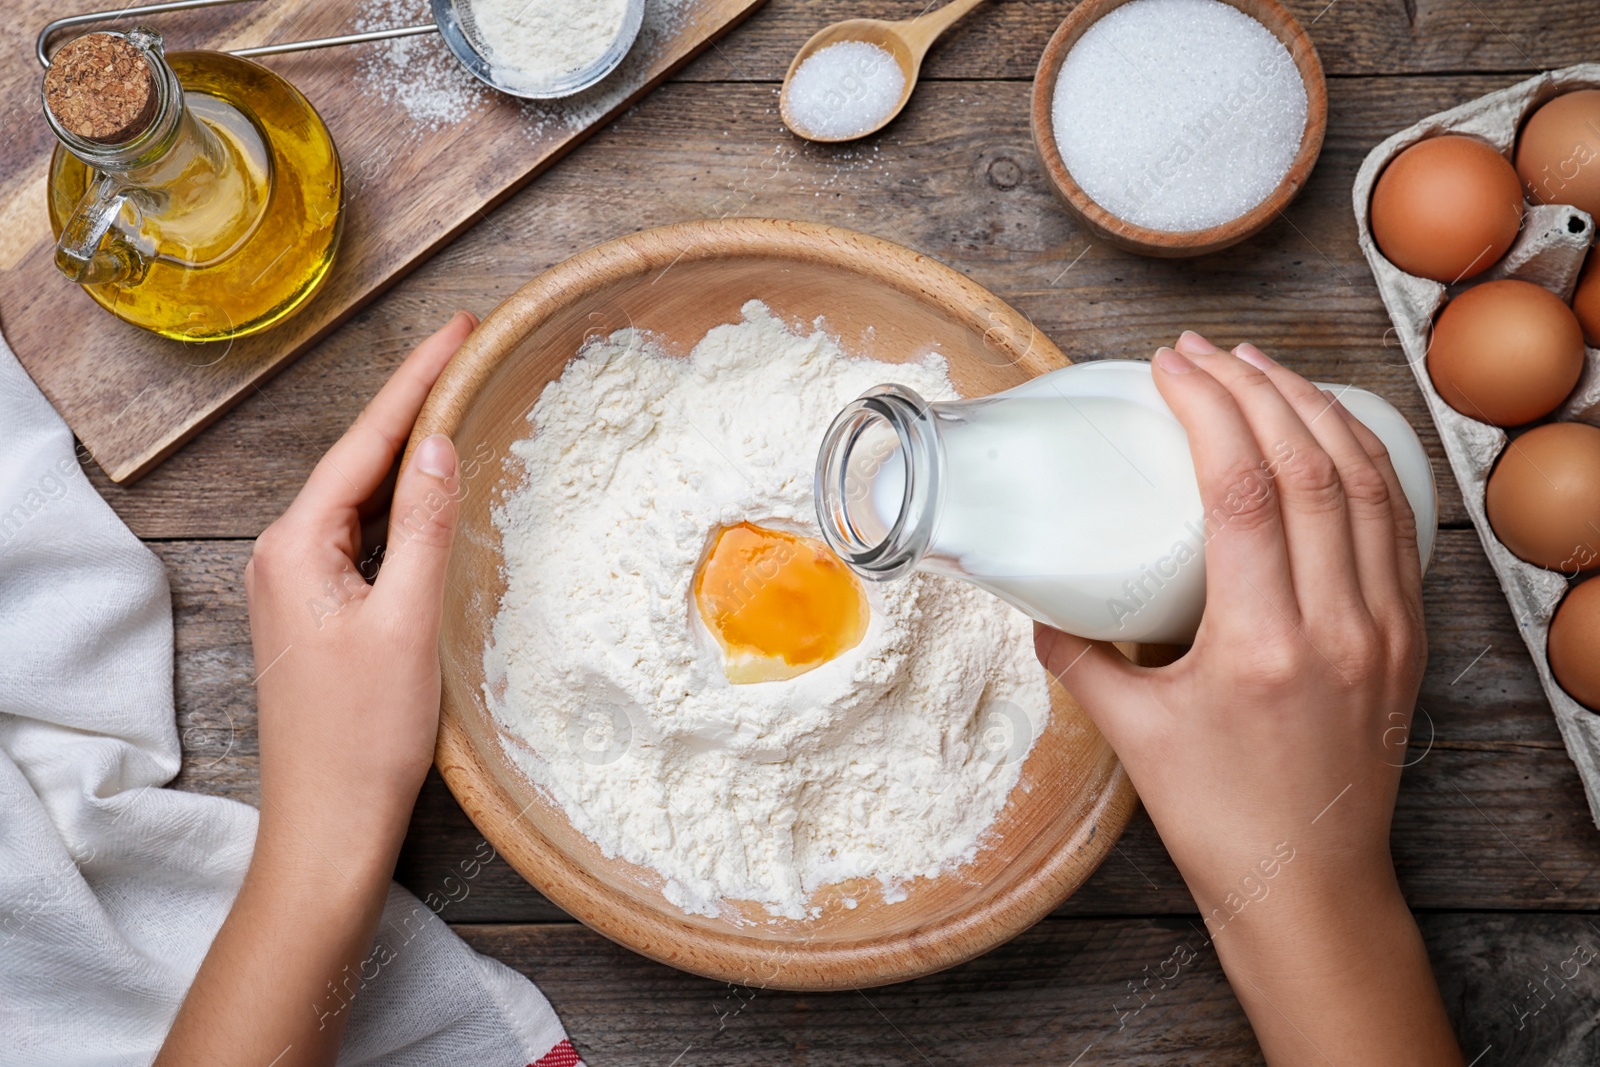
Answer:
[0, 329, 578, 1067]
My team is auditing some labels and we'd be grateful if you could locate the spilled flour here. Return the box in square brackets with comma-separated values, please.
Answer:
[354, 0, 694, 137]
[485, 302, 1049, 920]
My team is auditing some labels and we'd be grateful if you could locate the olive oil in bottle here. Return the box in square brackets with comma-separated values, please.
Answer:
[42, 29, 342, 342]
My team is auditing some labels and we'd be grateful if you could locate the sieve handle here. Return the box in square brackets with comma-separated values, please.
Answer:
[38, 0, 438, 67]
[232, 24, 438, 59]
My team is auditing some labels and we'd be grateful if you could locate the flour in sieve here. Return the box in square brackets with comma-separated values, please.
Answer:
[485, 301, 1050, 920]
[467, 0, 629, 93]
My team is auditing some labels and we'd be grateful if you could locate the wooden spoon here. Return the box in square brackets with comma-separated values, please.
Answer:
[780, 0, 988, 143]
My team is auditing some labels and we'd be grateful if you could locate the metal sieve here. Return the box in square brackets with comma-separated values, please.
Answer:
[36, 0, 646, 100]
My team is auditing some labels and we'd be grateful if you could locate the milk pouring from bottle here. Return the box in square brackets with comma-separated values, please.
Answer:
[814, 360, 1437, 644]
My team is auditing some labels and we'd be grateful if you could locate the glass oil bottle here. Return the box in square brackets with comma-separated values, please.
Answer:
[42, 28, 343, 342]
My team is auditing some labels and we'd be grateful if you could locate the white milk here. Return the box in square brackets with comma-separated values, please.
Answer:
[815, 360, 1437, 644]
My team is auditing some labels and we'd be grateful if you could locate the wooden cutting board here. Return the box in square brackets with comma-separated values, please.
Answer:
[0, 0, 767, 483]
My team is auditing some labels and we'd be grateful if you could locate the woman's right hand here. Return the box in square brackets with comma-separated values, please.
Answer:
[1035, 332, 1461, 1065]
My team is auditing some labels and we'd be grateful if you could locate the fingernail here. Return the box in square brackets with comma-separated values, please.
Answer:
[1233, 343, 1275, 371]
[1153, 347, 1195, 375]
[1176, 330, 1219, 355]
[453, 310, 478, 328]
[414, 434, 456, 479]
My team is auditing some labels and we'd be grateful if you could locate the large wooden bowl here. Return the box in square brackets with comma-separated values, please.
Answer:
[409, 218, 1137, 990]
[1032, 0, 1327, 257]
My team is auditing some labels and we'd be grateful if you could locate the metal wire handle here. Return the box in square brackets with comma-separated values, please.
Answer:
[36, 0, 436, 68]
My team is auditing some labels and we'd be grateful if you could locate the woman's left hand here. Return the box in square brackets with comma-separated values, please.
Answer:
[246, 311, 475, 852]
[159, 310, 477, 1067]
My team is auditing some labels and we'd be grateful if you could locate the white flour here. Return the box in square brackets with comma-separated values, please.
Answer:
[485, 301, 1050, 920]
[467, 0, 630, 92]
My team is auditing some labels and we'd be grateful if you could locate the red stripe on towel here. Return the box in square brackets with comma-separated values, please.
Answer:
[530, 1038, 580, 1067]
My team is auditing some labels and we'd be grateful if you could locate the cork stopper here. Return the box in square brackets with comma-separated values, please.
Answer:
[44, 33, 159, 145]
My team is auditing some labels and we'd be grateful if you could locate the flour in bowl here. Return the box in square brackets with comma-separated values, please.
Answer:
[485, 301, 1050, 920]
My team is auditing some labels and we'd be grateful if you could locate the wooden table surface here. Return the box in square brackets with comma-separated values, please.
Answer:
[84, 0, 1600, 1062]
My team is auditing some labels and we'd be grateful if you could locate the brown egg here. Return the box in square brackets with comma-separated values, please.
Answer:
[1516, 90, 1600, 217]
[1427, 280, 1585, 426]
[1550, 576, 1600, 710]
[1371, 135, 1525, 283]
[1574, 247, 1600, 347]
[1485, 422, 1600, 572]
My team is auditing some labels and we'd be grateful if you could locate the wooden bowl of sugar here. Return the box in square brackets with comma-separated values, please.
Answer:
[1032, 0, 1327, 257]
[409, 218, 1141, 991]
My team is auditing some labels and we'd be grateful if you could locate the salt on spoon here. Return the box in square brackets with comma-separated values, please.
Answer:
[780, 0, 988, 143]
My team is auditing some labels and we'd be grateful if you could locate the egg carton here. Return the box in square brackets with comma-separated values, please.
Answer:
[1353, 63, 1600, 827]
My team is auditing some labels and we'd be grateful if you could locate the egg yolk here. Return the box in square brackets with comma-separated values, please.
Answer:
[694, 523, 870, 684]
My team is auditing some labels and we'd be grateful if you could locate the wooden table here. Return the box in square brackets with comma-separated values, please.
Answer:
[90, 1, 1600, 1061]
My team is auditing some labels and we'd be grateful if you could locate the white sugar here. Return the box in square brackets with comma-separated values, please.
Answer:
[1051, 0, 1308, 232]
[786, 41, 906, 140]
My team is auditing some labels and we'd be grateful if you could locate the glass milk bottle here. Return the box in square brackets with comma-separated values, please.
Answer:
[814, 360, 1437, 644]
